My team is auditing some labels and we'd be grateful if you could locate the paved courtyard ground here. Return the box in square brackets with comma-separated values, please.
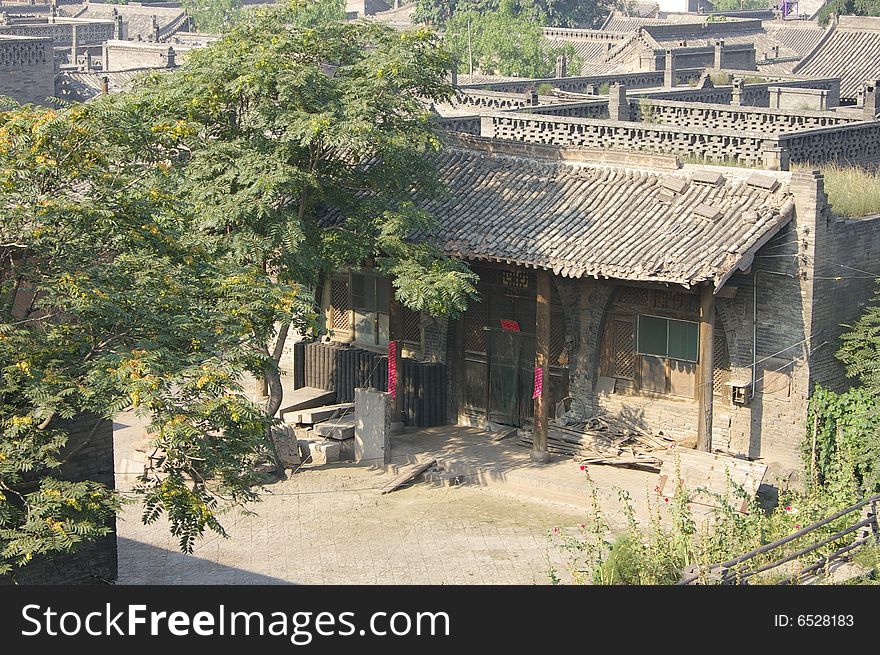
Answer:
[114, 412, 605, 585]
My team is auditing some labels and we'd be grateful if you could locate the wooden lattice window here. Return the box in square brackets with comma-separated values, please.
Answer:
[329, 276, 350, 337]
[500, 268, 533, 291]
[550, 309, 566, 367]
[713, 322, 730, 396]
[613, 319, 635, 379]
[617, 286, 651, 307]
[653, 290, 700, 313]
[400, 305, 422, 345]
[464, 301, 487, 353]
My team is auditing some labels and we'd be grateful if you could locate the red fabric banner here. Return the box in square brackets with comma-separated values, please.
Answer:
[532, 366, 543, 399]
[500, 319, 520, 332]
[388, 341, 398, 399]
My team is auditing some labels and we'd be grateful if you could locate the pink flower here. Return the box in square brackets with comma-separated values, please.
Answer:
[579, 465, 586, 471]
[785, 505, 792, 511]
[664, 497, 669, 503]
[795, 524, 801, 530]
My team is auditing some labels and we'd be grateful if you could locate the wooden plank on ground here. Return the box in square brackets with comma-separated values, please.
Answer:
[657, 447, 767, 512]
[380, 459, 437, 495]
[489, 427, 518, 442]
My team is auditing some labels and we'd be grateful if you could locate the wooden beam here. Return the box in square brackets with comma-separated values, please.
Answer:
[531, 270, 551, 463]
[696, 283, 715, 452]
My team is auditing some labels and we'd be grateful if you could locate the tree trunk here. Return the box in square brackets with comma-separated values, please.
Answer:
[261, 322, 291, 477]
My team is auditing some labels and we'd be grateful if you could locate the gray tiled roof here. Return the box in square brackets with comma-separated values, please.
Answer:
[415, 143, 794, 287]
[72, 4, 188, 40]
[648, 27, 803, 60]
[793, 26, 880, 99]
[54, 68, 165, 102]
[603, 16, 671, 32]
[764, 22, 826, 56]
[543, 37, 613, 62]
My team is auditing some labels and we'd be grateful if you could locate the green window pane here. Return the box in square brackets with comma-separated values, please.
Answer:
[668, 319, 699, 362]
[637, 315, 668, 356]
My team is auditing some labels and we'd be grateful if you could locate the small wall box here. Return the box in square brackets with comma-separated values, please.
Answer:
[727, 381, 752, 406]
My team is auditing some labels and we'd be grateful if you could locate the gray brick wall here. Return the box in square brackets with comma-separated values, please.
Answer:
[7, 413, 117, 584]
[0, 37, 54, 106]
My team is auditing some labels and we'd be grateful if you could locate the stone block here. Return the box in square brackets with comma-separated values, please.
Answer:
[299, 439, 339, 466]
[354, 387, 390, 464]
[338, 437, 355, 462]
[271, 424, 300, 467]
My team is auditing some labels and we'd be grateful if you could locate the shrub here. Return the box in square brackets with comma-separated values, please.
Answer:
[818, 163, 880, 218]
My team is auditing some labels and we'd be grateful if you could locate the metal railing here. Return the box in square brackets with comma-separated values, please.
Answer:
[678, 493, 880, 585]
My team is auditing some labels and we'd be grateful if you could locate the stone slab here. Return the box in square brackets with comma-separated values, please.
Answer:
[354, 387, 390, 465]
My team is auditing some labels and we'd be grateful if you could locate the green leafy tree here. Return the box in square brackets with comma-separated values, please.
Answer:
[711, 0, 772, 11]
[181, 0, 245, 33]
[809, 283, 880, 494]
[819, 0, 880, 23]
[0, 98, 306, 575]
[413, 0, 615, 28]
[444, 1, 583, 77]
[119, 1, 477, 423]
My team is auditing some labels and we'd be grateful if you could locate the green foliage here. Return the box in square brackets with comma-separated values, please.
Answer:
[0, 99, 301, 573]
[444, 1, 583, 78]
[2, 0, 478, 575]
[123, 5, 476, 317]
[550, 452, 863, 585]
[805, 386, 880, 493]
[819, 0, 880, 25]
[413, 0, 614, 29]
[181, 0, 245, 33]
[814, 162, 880, 218]
[711, 0, 771, 10]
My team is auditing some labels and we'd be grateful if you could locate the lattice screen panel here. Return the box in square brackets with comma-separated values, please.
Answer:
[401, 305, 422, 344]
[713, 326, 730, 395]
[550, 310, 566, 366]
[464, 302, 487, 353]
[617, 286, 651, 307]
[330, 276, 350, 334]
[653, 290, 700, 313]
[613, 320, 635, 380]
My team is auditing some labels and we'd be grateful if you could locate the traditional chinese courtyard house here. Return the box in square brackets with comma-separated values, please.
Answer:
[313, 133, 880, 476]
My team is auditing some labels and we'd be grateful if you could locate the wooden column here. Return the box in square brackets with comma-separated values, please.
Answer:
[531, 270, 551, 463]
[696, 283, 715, 452]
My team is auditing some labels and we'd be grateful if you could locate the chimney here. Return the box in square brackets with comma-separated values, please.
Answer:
[527, 88, 539, 106]
[731, 77, 745, 106]
[115, 15, 124, 40]
[714, 39, 724, 69]
[101, 76, 109, 95]
[664, 49, 676, 88]
[865, 80, 880, 119]
[151, 15, 160, 42]
[70, 24, 78, 67]
[555, 54, 567, 79]
[771, 44, 779, 59]
[608, 83, 630, 121]
[166, 46, 176, 68]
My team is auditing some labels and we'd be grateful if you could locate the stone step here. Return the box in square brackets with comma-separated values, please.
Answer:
[278, 387, 337, 421]
[422, 469, 464, 488]
[286, 403, 354, 425]
[314, 417, 356, 440]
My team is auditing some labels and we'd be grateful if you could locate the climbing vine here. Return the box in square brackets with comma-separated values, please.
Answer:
[805, 386, 880, 494]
